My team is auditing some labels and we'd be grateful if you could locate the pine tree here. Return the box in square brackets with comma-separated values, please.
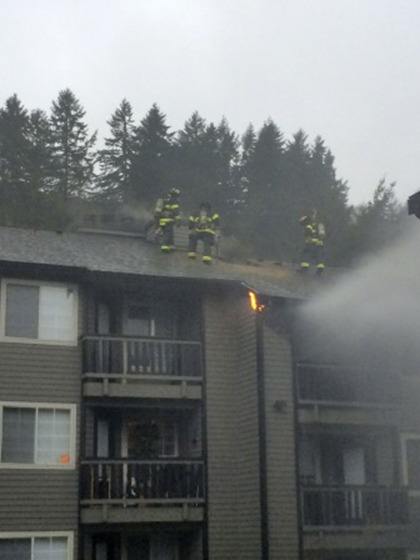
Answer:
[177, 111, 206, 147]
[0, 94, 30, 190]
[172, 112, 212, 211]
[248, 119, 284, 195]
[97, 99, 135, 201]
[345, 179, 403, 261]
[49, 89, 96, 199]
[0, 94, 31, 225]
[242, 119, 285, 258]
[241, 124, 256, 170]
[131, 103, 173, 206]
[27, 109, 53, 194]
[213, 118, 239, 223]
[307, 137, 350, 264]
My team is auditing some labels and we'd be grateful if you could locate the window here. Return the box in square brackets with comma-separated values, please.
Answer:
[123, 304, 154, 337]
[159, 421, 178, 458]
[402, 434, 420, 491]
[1, 280, 78, 344]
[0, 534, 72, 560]
[0, 403, 76, 468]
[126, 419, 178, 458]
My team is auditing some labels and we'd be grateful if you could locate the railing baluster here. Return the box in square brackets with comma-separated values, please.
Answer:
[81, 459, 205, 503]
[300, 485, 408, 527]
[82, 336, 203, 382]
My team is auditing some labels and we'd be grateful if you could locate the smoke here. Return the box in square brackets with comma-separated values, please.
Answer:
[121, 204, 153, 227]
[298, 219, 420, 373]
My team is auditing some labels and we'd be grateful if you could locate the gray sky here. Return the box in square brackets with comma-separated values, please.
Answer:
[2, 0, 420, 204]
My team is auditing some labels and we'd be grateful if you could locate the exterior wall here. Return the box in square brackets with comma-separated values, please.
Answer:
[0, 280, 82, 560]
[204, 288, 262, 560]
[264, 310, 300, 560]
[401, 375, 420, 553]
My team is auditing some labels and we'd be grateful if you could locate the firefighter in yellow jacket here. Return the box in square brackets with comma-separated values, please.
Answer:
[299, 209, 326, 274]
[188, 202, 220, 264]
[154, 188, 181, 253]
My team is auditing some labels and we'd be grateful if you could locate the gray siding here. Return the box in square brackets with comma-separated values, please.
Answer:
[263, 317, 300, 560]
[204, 289, 261, 560]
[0, 338, 81, 559]
[401, 377, 420, 552]
[0, 343, 81, 403]
[0, 470, 78, 529]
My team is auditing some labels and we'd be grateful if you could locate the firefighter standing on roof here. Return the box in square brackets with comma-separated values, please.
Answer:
[299, 209, 326, 274]
[155, 188, 181, 253]
[188, 203, 220, 264]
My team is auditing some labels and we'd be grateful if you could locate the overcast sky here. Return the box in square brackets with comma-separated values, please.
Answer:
[1, 0, 419, 204]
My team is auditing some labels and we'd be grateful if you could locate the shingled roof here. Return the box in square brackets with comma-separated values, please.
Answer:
[0, 226, 331, 300]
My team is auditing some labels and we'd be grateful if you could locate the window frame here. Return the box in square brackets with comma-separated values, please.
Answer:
[0, 278, 79, 346]
[0, 401, 77, 470]
[158, 419, 179, 458]
[401, 432, 420, 495]
[0, 531, 73, 560]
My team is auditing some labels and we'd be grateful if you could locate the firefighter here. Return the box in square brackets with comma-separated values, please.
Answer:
[154, 188, 181, 253]
[299, 209, 326, 274]
[188, 202, 220, 264]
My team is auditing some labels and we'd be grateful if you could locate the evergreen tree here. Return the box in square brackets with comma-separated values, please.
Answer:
[241, 124, 256, 170]
[0, 94, 31, 224]
[97, 99, 135, 201]
[172, 112, 213, 211]
[0, 95, 30, 189]
[242, 119, 285, 258]
[27, 109, 53, 194]
[177, 111, 206, 147]
[49, 89, 96, 199]
[305, 136, 350, 264]
[215, 117, 239, 206]
[131, 103, 173, 206]
[345, 179, 403, 261]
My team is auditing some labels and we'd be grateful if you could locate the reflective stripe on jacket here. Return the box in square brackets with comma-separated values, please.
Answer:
[157, 202, 180, 226]
[299, 216, 325, 246]
[189, 213, 220, 235]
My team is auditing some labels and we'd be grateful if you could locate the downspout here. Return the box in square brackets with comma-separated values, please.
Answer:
[290, 336, 305, 560]
[255, 308, 270, 560]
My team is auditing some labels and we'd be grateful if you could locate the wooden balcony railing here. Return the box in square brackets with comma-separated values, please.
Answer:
[82, 336, 202, 379]
[301, 485, 408, 527]
[80, 459, 205, 504]
[297, 363, 401, 405]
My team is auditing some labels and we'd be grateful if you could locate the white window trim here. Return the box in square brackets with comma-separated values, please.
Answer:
[0, 278, 79, 346]
[0, 401, 77, 470]
[401, 432, 420, 496]
[159, 419, 179, 458]
[0, 531, 73, 560]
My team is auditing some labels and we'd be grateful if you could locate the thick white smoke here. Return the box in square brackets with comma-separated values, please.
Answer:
[298, 220, 420, 373]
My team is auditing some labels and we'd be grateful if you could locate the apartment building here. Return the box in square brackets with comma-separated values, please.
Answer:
[0, 224, 418, 560]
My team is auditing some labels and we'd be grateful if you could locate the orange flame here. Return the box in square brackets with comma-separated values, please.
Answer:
[248, 291, 265, 312]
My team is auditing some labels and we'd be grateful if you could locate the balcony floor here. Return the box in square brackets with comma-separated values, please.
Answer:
[80, 500, 205, 524]
[83, 374, 202, 400]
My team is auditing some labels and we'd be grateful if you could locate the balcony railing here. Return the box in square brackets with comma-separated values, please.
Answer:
[297, 363, 401, 405]
[82, 336, 202, 379]
[81, 459, 205, 504]
[301, 485, 408, 527]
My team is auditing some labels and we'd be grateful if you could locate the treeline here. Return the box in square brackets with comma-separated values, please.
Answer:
[0, 89, 403, 264]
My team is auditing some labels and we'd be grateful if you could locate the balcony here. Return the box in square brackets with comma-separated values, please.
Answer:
[297, 363, 401, 425]
[301, 485, 408, 528]
[80, 458, 205, 524]
[82, 336, 203, 399]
